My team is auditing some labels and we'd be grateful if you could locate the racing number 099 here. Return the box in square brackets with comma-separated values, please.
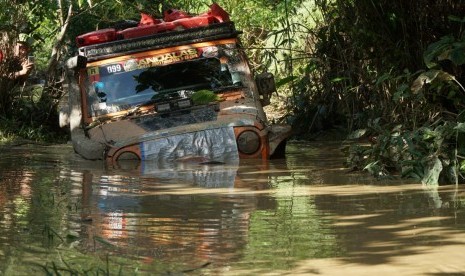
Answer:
[106, 64, 122, 74]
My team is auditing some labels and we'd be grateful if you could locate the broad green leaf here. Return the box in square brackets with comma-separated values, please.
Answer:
[411, 70, 454, 93]
[424, 35, 455, 68]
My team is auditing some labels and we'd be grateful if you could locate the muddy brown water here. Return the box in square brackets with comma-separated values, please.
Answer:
[0, 142, 464, 275]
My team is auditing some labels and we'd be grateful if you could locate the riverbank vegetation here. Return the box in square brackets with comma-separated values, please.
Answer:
[0, 0, 464, 184]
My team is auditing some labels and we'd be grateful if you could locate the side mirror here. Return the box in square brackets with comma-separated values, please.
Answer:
[66, 55, 87, 70]
[255, 72, 276, 106]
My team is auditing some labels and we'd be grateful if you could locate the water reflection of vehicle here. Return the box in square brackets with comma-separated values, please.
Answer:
[77, 160, 280, 265]
[61, 4, 291, 164]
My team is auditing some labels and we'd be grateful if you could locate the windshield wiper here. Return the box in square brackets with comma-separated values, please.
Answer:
[212, 83, 244, 92]
[85, 115, 114, 130]
[120, 99, 157, 119]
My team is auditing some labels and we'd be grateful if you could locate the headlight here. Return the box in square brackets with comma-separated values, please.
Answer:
[237, 130, 261, 154]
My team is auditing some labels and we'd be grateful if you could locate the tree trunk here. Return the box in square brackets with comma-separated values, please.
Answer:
[44, 2, 73, 96]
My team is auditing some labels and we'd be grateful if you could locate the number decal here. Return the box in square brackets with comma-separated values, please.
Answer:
[106, 64, 122, 73]
[97, 63, 125, 77]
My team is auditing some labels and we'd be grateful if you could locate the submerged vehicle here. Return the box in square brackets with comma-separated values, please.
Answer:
[62, 3, 291, 164]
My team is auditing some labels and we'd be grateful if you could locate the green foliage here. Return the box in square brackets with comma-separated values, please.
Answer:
[345, 119, 464, 185]
[288, 0, 465, 129]
[345, 30, 465, 185]
[273, 0, 465, 184]
[191, 89, 219, 105]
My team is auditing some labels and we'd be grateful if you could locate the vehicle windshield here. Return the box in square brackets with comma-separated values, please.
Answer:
[85, 48, 242, 117]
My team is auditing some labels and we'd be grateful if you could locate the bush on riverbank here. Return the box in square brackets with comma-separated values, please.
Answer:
[283, 1, 465, 185]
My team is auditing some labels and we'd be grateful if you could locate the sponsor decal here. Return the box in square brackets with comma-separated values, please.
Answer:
[87, 67, 100, 82]
[123, 59, 138, 72]
[88, 49, 200, 78]
[87, 67, 99, 76]
[137, 49, 199, 68]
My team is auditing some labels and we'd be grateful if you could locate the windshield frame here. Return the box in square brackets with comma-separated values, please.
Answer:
[81, 39, 247, 122]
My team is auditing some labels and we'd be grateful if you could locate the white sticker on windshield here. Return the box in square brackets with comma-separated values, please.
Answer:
[123, 59, 138, 72]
